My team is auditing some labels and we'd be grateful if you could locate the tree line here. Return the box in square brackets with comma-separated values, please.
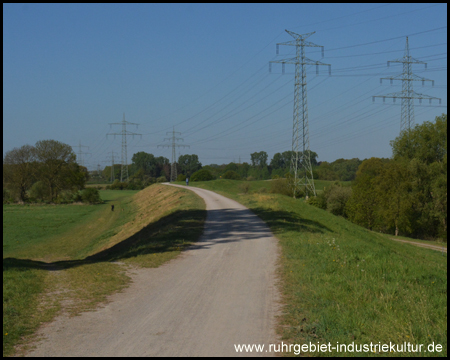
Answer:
[3, 140, 89, 203]
[308, 114, 447, 240]
[122, 148, 361, 185]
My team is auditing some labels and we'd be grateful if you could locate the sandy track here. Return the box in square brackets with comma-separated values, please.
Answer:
[390, 238, 447, 253]
[26, 184, 280, 357]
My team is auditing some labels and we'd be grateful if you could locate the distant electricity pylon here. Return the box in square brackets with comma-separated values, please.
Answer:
[158, 126, 189, 182]
[373, 37, 441, 134]
[107, 113, 141, 182]
[103, 151, 118, 183]
[72, 141, 90, 167]
[270, 30, 330, 198]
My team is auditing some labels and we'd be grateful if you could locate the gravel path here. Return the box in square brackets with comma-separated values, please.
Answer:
[390, 238, 447, 253]
[26, 184, 280, 357]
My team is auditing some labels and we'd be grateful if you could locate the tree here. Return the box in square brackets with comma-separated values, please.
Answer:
[390, 114, 447, 238]
[34, 140, 84, 202]
[224, 162, 239, 173]
[270, 151, 295, 170]
[250, 151, 268, 167]
[131, 152, 170, 178]
[3, 144, 36, 202]
[391, 114, 447, 164]
[131, 152, 156, 176]
[330, 158, 362, 181]
[376, 161, 413, 236]
[178, 154, 202, 176]
[303, 150, 318, 167]
[237, 162, 250, 179]
[346, 158, 386, 230]
[315, 161, 339, 181]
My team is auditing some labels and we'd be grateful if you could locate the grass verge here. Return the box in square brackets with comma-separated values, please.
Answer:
[188, 179, 447, 357]
[3, 184, 206, 356]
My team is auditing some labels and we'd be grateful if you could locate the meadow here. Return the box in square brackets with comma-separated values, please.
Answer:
[185, 179, 447, 357]
[3, 185, 206, 356]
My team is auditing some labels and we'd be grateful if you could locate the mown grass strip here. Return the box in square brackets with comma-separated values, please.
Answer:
[189, 179, 447, 357]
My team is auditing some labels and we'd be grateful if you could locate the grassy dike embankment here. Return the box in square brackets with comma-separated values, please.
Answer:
[3, 184, 206, 356]
[185, 179, 447, 357]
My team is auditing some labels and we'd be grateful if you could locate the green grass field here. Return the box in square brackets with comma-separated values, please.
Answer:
[3, 186, 206, 356]
[188, 179, 447, 357]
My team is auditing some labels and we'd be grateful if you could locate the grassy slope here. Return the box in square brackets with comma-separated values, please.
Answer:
[3, 185, 206, 356]
[187, 179, 447, 357]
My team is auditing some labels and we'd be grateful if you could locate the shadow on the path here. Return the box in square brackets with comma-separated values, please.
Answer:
[4, 206, 331, 271]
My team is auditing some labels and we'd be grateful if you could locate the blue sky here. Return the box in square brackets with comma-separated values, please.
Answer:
[3, 3, 447, 169]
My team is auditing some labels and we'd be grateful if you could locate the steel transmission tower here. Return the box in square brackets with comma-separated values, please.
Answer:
[107, 113, 141, 182]
[373, 37, 441, 134]
[72, 141, 90, 167]
[158, 126, 189, 182]
[270, 30, 330, 198]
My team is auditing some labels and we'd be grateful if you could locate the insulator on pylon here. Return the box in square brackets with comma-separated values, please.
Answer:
[321, 47, 324, 58]
[383, 97, 385, 103]
[269, 63, 272, 73]
[276, 44, 279, 55]
[282, 63, 285, 74]
[419, 98, 422, 104]
[422, 80, 425, 87]
[316, 64, 319, 75]
[425, 63, 427, 69]
[387, 61, 390, 67]
[432, 80, 434, 87]
[328, 65, 331, 76]
[393, 97, 396, 103]
[390, 79, 393, 85]
[380, 79, 382, 84]
[372, 97, 375, 103]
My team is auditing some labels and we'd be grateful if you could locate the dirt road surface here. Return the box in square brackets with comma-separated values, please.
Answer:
[26, 184, 280, 357]
[390, 238, 447, 253]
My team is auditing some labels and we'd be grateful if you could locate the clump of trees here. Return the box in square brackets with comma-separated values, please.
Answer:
[345, 114, 446, 240]
[3, 140, 89, 203]
[315, 158, 362, 181]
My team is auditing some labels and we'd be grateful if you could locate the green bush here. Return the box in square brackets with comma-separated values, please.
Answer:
[28, 181, 47, 202]
[323, 183, 352, 217]
[270, 177, 304, 198]
[191, 169, 215, 182]
[56, 190, 77, 204]
[177, 174, 187, 182]
[110, 179, 128, 190]
[81, 188, 102, 204]
[73, 191, 83, 202]
[222, 170, 241, 180]
[306, 193, 327, 210]
[156, 176, 167, 183]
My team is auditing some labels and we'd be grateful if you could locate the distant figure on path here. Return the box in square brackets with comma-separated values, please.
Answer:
[186, 177, 189, 186]
[111, 204, 114, 211]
